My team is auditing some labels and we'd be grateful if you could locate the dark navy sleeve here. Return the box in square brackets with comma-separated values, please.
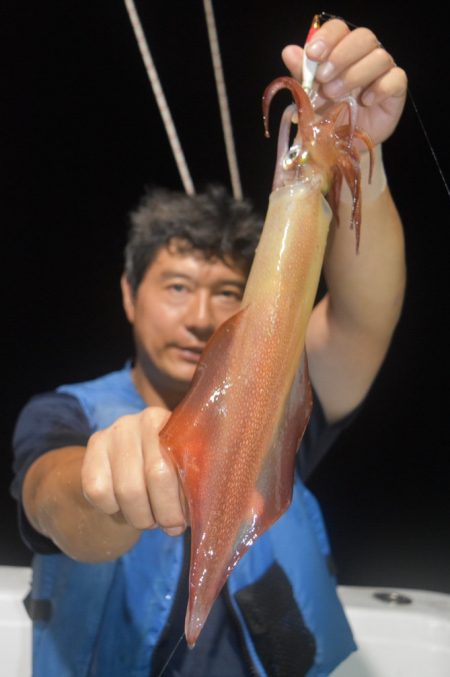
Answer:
[10, 391, 92, 554]
[298, 390, 361, 482]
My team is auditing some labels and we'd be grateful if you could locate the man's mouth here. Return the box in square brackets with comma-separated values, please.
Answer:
[175, 345, 206, 363]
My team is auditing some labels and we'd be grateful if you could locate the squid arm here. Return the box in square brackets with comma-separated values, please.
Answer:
[160, 76, 372, 647]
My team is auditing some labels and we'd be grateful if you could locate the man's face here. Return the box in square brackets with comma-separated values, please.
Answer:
[122, 243, 247, 396]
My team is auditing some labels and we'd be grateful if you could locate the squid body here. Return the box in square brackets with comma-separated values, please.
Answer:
[160, 76, 373, 647]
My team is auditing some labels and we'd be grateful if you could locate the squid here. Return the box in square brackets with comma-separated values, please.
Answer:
[160, 76, 373, 647]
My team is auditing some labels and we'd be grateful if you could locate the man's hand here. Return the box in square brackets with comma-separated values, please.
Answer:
[282, 18, 407, 145]
[82, 407, 188, 536]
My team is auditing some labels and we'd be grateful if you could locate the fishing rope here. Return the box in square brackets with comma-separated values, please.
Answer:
[202, 0, 243, 200]
[123, 0, 195, 195]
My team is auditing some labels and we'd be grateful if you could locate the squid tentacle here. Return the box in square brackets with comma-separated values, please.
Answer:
[272, 103, 298, 191]
[263, 77, 373, 251]
[339, 154, 363, 247]
[335, 125, 375, 182]
[262, 76, 315, 142]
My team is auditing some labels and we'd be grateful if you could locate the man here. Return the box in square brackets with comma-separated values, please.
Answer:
[12, 19, 407, 677]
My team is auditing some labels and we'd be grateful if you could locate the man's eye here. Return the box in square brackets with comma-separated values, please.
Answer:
[219, 289, 242, 301]
[169, 283, 187, 293]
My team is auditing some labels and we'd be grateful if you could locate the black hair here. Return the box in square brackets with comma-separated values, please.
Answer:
[124, 184, 263, 294]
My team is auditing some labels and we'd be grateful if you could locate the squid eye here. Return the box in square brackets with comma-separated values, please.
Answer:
[283, 144, 309, 170]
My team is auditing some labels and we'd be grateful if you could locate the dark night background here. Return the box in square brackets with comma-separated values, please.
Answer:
[2, 1, 449, 594]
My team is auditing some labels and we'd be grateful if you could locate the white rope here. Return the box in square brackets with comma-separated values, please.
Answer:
[202, 0, 243, 200]
[123, 0, 195, 195]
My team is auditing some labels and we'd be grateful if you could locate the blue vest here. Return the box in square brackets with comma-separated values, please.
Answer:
[30, 366, 355, 676]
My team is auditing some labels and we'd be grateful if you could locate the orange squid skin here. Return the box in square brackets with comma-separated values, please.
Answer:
[160, 179, 332, 647]
[160, 76, 372, 648]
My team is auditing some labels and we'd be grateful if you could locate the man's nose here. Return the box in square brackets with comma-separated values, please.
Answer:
[185, 292, 215, 337]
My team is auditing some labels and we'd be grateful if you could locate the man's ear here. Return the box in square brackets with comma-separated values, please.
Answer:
[121, 274, 135, 323]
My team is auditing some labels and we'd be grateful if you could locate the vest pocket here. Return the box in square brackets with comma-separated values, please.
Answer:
[235, 561, 316, 677]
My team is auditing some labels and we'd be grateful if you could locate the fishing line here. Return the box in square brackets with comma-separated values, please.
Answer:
[318, 11, 359, 29]
[406, 91, 450, 198]
[318, 11, 450, 198]
[155, 632, 186, 677]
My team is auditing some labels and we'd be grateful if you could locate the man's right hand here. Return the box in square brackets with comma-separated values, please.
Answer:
[23, 407, 188, 562]
[82, 407, 188, 536]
